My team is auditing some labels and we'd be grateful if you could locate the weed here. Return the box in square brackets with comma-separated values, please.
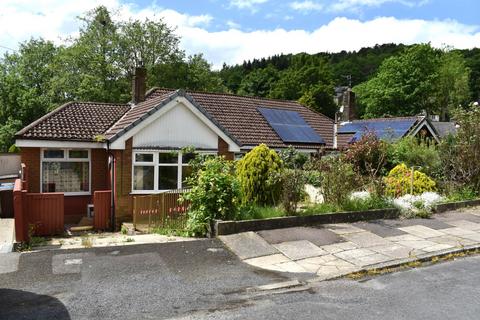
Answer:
[125, 237, 135, 243]
[81, 236, 93, 248]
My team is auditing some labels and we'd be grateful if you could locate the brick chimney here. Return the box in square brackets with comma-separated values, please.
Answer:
[341, 88, 356, 121]
[132, 66, 146, 104]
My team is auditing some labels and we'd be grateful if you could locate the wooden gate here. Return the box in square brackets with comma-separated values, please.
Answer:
[94, 190, 111, 230]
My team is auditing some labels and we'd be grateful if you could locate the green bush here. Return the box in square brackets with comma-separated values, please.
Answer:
[341, 194, 392, 212]
[182, 156, 240, 236]
[236, 144, 283, 206]
[305, 156, 361, 206]
[239, 205, 286, 220]
[278, 146, 308, 169]
[274, 169, 307, 215]
[384, 163, 436, 197]
[344, 132, 388, 177]
[387, 136, 441, 177]
[444, 186, 478, 202]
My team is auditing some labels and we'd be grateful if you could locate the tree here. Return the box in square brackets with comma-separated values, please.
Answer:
[237, 65, 279, 97]
[298, 84, 337, 118]
[354, 44, 440, 118]
[434, 49, 470, 120]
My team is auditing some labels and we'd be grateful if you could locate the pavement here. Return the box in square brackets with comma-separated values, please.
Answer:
[220, 206, 480, 280]
[0, 218, 15, 253]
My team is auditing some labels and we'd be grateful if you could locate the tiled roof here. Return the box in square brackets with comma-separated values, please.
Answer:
[431, 121, 456, 138]
[16, 102, 131, 142]
[141, 88, 334, 148]
[17, 88, 335, 149]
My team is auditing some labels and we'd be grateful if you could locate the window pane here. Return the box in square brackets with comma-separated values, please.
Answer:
[158, 166, 178, 189]
[133, 166, 154, 190]
[135, 153, 154, 162]
[69, 150, 89, 159]
[43, 150, 64, 159]
[42, 162, 89, 192]
[158, 153, 177, 164]
[182, 166, 193, 188]
[182, 152, 196, 164]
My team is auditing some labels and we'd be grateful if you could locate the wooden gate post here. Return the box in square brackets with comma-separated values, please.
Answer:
[13, 179, 28, 242]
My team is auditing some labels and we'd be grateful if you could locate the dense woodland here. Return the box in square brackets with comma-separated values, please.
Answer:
[1, 5, 480, 152]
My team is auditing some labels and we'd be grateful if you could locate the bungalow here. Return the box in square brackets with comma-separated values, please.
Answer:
[15, 68, 334, 227]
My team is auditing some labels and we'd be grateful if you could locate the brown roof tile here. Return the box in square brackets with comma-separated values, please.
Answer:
[16, 102, 130, 142]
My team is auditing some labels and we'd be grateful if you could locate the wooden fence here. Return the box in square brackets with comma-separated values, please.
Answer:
[133, 190, 190, 232]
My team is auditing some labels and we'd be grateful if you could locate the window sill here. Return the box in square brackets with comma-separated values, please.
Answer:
[43, 192, 91, 197]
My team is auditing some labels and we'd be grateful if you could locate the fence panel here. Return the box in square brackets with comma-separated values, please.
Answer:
[133, 190, 190, 232]
[25, 193, 64, 236]
[94, 190, 111, 231]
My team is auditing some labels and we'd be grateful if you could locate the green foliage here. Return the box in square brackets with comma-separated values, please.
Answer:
[302, 194, 391, 215]
[387, 136, 442, 177]
[305, 156, 361, 206]
[236, 144, 283, 206]
[239, 205, 286, 220]
[384, 163, 436, 197]
[439, 104, 480, 190]
[298, 84, 337, 118]
[444, 186, 478, 202]
[275, 169, 307, 215]
[344, 132, 388, 177]
[182, 156, 240, 236]
[278, 146, 308, 169]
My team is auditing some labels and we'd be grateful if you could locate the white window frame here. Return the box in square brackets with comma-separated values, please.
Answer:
[131, 150, 215, 194]
[40, 148, 91, 196]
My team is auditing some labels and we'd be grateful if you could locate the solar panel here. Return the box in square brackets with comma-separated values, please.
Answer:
[338, 119, 417, 143]
[257, 107, 324, 144]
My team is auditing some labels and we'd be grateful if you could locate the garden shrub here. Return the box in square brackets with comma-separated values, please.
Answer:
[384, 163, 436, 197]
[345, 132, 388, 177]
[274, 168, 307, 215]
[305, 155, 361, 206]
[387, 136, 442, 178]
[439, 105, 480, 191]
[393, 192, 444, 218]
[239, 205, 286, 220]
[182, 156, 240, 236]
[236, 144, 283, 206]
[278, 146, 308, 169]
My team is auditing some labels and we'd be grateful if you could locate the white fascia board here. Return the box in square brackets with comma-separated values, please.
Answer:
[16, 139, 106, 149]
[109, 97, 241, 152]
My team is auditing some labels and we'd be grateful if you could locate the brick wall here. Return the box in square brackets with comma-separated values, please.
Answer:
[218, 137, 234, 160]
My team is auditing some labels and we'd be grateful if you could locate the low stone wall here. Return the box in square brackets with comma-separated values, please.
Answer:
[213, 199, 480, 236]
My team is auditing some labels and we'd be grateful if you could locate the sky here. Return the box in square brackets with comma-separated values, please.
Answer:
[0, 0, 479, 69]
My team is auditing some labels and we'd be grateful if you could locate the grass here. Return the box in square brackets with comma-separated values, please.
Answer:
[240, 205, 286, 220]
[444, 187, 479, 203]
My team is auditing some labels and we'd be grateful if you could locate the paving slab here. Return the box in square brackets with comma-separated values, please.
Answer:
[352, 221, 407, 238]
[440, 227, 477, 237]
[320, 241, 358, 254]
[334, 248, 376, 260]
[349, 253, 393, 267]
[436, 211, 480, 223]
[257, 226, 343, 246]
[326, 224, 365, 235]
[273, 261, 310, 273]
[457, 233, 480, 242]
[384, 234, 424, 242]
[0, 253, 20, 274]
[445, 220, 480, 231]
[394, 239, 439, 250]
[219, 232, 278, 260]
[244, 254, 290, 269]
[369, 244, 415, 259]
[341, 231, 392, 248]
[399, 225, 446, 239]
[382, 218, 452, 230]
[421, 243, 455, 252]
[428, 235, 476, 247]
[273, 240, 327, 260]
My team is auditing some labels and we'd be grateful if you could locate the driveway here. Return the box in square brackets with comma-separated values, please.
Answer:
[220, 207, 480, 279]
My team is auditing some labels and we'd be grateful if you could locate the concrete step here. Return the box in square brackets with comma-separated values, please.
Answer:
[0, 218, 15, 253]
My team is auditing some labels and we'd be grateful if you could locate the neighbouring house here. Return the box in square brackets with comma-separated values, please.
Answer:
[15, 68, 334, 227]
[333, 88, 441, 149]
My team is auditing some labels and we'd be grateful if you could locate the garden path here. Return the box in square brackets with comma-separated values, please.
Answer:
[220, 207, 480, 280]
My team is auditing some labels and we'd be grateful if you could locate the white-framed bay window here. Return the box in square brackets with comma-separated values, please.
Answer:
[132, 150, 211, 193]
[41, 149, 91, 196]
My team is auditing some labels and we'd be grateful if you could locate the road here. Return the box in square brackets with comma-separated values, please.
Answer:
[1, 240, 479, 319]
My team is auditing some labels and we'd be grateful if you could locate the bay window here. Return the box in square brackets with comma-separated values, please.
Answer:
[132, 151, 209, 192]
[41, 149, 90, 195]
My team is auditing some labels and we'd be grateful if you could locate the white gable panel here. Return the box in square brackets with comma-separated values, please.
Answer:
[133, 102, 218, 149]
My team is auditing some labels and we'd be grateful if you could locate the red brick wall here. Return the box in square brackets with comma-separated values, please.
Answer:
[20, 147, 110, 224]
[218, 137, 234, 160]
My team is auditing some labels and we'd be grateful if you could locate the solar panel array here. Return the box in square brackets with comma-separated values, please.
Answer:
[338, 118, 418, 143]
[257, 107, 325, 144]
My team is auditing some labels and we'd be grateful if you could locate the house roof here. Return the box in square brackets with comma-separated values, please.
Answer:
[141, 88, 334, 149]
[16, 101, 131, 142]
[431, 121, 457, 138]
[337, 116, 429, 145]
[16, 88, 334, 149]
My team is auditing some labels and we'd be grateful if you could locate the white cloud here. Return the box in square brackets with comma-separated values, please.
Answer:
[229, 0, 269, 11]
[1, 1, 479, 72]
[329, 0, 429, 13]
[290, 1, 324, 12]
[226, 20, 241, 29]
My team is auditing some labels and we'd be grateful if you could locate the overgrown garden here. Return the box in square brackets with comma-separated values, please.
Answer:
[181, 104, 480, 236]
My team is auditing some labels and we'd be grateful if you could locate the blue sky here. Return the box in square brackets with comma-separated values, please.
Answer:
[1, 0, 479, 68]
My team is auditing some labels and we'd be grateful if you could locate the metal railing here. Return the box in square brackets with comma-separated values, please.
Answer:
[133, 189, 190, 233]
